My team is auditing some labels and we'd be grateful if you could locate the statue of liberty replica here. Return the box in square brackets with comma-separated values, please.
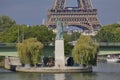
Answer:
[55, 19, 65, 68]
[55, 19, 64, 40]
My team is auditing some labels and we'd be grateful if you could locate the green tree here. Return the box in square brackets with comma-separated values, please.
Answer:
[63, 33, 72, 42]
[96, 24, 120, 42]
[0, 32, 2, 42]
[17, 38, 44, 67]
[63, 32, 81, 42]
[64, 40, 73, 56]
[0, 24, 27, 43]
[1, 25, 19, 43]
[0, 56, 4, 62]
[0, 56, 5, 67]
[0, 24, 55, 44]
[63, 32, 80, 56]
[72, 35, 98, 65]
[71, 32, 81, 41]
[0, 16, 16, 31]
[23, 25, 55, 44]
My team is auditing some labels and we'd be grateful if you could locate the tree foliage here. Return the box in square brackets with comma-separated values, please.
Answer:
[0, 23, 55, 44]
[63, 32, 80, 56]
[96, 24, 120, 42]
[72, 35, 98, 65]
[0, 16, 55, 43]
[63, 32, 81, 42]
[0, 56, 4, 62]
[17, 38, 44, 66]
[0, 25, 19, 43]
[25, 25, 55, 44]
[0, 16, 16, 31]
[64, 40, 73, 56]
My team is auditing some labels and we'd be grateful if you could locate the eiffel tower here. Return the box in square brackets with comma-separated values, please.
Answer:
[46, 0, 101, 33]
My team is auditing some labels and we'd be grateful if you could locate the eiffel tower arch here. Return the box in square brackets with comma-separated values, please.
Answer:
[45, 0, 101, 34]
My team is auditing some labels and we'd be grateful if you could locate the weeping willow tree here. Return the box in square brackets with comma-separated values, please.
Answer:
[17, 38, 44, 66]
[72, 35, 99, 66]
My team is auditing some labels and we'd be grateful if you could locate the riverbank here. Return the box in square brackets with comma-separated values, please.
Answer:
[4, 56, 92, 73]
[1, 63, 120, 80]
[16, 66, 92, 73]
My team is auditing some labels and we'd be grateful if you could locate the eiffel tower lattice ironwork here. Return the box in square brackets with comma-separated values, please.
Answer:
[46, 0, 101, 32]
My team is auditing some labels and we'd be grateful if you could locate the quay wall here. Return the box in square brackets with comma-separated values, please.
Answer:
[4, 57, 92, 73]
[4, 57, 21, 70]
[16, 66, 92, 73]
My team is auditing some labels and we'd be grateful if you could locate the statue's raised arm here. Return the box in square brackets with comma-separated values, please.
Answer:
[56, 19, 64, 40]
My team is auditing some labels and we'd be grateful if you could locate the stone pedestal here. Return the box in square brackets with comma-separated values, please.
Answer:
[4, 56, 10, 69]
[55, 40, 65, 67]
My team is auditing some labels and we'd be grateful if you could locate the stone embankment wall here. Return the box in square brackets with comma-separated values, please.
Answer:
[4, 56, 92, 73]
[4, 57, 21, 70]
[16, 66, 92, 73]
[4, 57, 10, 69]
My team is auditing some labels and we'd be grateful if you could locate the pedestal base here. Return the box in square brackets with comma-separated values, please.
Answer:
[55, 40, 65, 67]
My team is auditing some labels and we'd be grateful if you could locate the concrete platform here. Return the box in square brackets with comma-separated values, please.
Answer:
[16, 66, 92, 73]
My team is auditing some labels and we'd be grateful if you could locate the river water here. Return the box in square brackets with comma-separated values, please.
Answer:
[0, 63, 120, 80]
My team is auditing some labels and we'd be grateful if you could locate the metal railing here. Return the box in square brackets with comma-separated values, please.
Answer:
[1, 42, 120, 47]
[0, 43, 17, 47]
[68, 41, 120, 46]
[98, 42, 120, 46]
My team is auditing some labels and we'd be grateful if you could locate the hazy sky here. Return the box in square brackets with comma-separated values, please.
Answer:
[0, 0, 120, 26]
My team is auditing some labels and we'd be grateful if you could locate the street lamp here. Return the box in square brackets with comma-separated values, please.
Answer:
[18, 26, 20, 43]
[22, 26, 24, 42]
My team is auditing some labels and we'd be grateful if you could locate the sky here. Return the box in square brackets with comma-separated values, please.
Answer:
[0, 0, 120, 26]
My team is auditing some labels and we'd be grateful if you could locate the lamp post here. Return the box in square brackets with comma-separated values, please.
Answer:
[22, 26, 24, 42]
[74, 29, 77, 41]
[18, 26, 20, 43]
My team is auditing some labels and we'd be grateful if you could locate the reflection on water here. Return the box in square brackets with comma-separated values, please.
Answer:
[41, 73, 97, 80]
[19, 73, 41, 80]
[1, 63, 120, 80]
[41, 73, 54, 80]
[93, 63, 120, 72]
[72, 73, 97, 80]
[0, 72, 120, 80]
[55, 74, 65, 80]
[0, 68, 12, 72]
